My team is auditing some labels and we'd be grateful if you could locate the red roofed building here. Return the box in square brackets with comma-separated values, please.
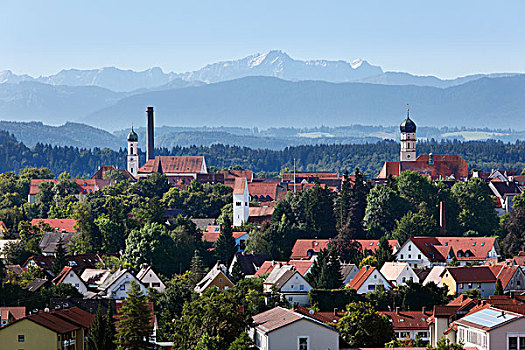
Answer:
[395, 236, 501, 268]
[377, 111, 468, 181]
[28, 178, 111, 204]
[91, 165, 136, 182]
[290, 238, 399, 260]
[0, 307, 25, 327]
[489, 264, 525, 293]
[346, 266, 392, 294]
[137, 156, 207, 178]
[441, 266, 498, 298]
[52, 266, 88, 295]
[31, 218, 78, 233]
[254, 260, 315, 277]
[381, 308, 433, 343]
[221, 169, 254, 184]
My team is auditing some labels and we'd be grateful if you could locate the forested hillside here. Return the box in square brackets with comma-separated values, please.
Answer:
[1, 130, 525, 177]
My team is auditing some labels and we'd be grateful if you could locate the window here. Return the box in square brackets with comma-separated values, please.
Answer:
[235, 202, 241, 206]
[408, 254, 411, 259]
[418, 254, 421, 259]
[18, 335, 25, 342]
[477, 283, 481, 288]
[298, 336, 309, 350]
[520, 337, 525, 350]
[408, 245, 411, 251]
[402, 277, 406, 283]
[417, 331, 428, 338]
[300, 284, 304, 291]
[509, 337, 517, 350]
[219, 278, 223, 283]
[459, 283, 463, 289]
[401, 254, 404, 259]
[368, 284, 376, 290]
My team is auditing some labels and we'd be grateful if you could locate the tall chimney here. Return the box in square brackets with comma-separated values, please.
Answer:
[439, 201, 446, 235]
[146, 107, 154, 161]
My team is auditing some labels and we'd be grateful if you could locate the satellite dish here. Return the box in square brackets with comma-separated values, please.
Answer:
[309, 309, 314, 315]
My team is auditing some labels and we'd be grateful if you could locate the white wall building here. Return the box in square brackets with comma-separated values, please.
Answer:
[380, 262, 419, 286]
[233, 177, 250, 227]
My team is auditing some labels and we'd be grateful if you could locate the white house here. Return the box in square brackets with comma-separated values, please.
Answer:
[250, 307, 339, 350]
[346, 266, 392, 294]
[97, 268, 148, 299]
[395, 237, 500, 268]
[455, 307, 525, 350]
[233, 177, 250, 227]
[263, 265, 312, 306]
[340, 263, 360, 285]
[380, 262, 419, 286]
[52, 266, 88, 295]
[136, 265, 166, 292]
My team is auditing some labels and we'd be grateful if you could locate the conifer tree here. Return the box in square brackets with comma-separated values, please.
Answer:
[306, 247, 342, 289]
[88, 305, 115, 350]
[215, 215, 236, 264]
[52, 236, 68, 275]
[374, 236, 394, 269]
[495, 278, 504, 296]
[105, 305, 116, 350]
[115, 281, 153, 350]
[230, 257, 245, 283]
[189, 250, 205, 286]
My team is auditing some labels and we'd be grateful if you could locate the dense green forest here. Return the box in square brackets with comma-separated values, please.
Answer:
[1, 130, 525, 177]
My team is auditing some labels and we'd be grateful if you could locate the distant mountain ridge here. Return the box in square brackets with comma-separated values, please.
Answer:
[4, 50, 519, 92]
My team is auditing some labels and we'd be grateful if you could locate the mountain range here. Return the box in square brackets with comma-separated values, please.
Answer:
[0, 50, 524, 132]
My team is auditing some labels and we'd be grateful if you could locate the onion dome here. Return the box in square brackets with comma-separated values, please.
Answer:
[400, 107, 416, 133]
[127, 127, 138, 142]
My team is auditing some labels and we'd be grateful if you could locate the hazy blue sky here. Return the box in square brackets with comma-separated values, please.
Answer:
[2, 0, 524, 78]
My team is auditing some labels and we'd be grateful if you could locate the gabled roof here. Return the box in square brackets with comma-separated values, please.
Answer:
[80, 269, 111, 286]
[403, 236, 498, 262]
[248, 206, 275, 217]
[264, 265, 298, 290]
[489, 265, 522, 289]
[231, 253, 269, 276]
[380, 310, 433, 330]
[20, 308, 94, 334]
[98, 269, 131, 291]
[454, 307, 523, 331]
[252, 306, 338, 334]
[380, 262, 413, 281]
[378, 154, 468, 180]
[52, 266, 74, 285]
[0, 307, 26, 322]
[194, 262, 232, 293]
[191, 218, 215, 232]
[290, 238, 398, 260]
[254, 260, 314, 277]
[202, 231, 247, 244]
[233, 177, 248, 195]
[138, 156, 205, 174]
[489, 181, 521, 198]
[39, 232, 76, 255]
[443, 266, 496, 283]
[347, 266, 387, 290]
[220, 169, 254, 182]
[31, 219, 78, 233]
[25, 278, 49, 292]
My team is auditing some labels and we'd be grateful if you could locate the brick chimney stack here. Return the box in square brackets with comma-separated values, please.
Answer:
[439, 201, 446, 235]
[146, 107, 154, 161]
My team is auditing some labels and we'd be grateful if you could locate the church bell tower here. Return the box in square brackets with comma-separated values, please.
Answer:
[400, 106, 417, 161]
[127, 127, 139, 177]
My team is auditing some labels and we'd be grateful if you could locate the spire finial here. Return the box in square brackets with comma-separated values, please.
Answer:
[407, 103, 410, 118]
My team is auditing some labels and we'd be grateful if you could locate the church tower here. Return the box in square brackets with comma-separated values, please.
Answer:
[127, 127, 139, 177]
[400, 106, 417, 161]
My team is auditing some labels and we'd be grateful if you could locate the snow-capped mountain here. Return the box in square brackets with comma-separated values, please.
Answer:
[178, 50, 383, 83]
[0, 70, 34, 84]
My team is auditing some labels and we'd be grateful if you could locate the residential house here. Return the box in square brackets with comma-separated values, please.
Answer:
[0, 307, 25, 327]
[250, 306, 339, 350]
[233, 177, 250, 227]
[228, 253, 269, 277]
[97, 268, 148, 299]
[91, 165, 136, 182]
[202, 229, 250, 253]
[31, 218, 78, 233]
[428, 295, 479, 347]
[441, 266, 497, 298]
[137, 155, 207, 178]
[194, 262, 234, 295]
[191, 218, 216, 232]
[395, 236, 501, 268]
[263, 265, 312, 306]
[346, 266, 392, 294]
[455, 307, 525, 350]
[80, 268, 111, 289]
[52, 266, 88, 295]
[380, 262, 420, 286]
[381, 307, 433, 343]
[136, 265, 166, 292]
[28, 178, 110, 204]
[489, 264, 525, 293]
[488, 178, 522, 215]
[0, 307, 94, 350]
[254, 260, 314, 278]
[422, 266, 446, 286]
[39, 232, 77, 256]
[290, 238, 398, 260]
[340, 263, 360, 285]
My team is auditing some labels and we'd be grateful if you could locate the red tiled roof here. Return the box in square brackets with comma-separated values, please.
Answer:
[253, 307, 303, 333]
[0, 307, 26, 321]
[22, 308, 93, 334]
[293, 304, 343, 324]
[31, 219, 78, 233]
[52, 266, 74, 285]
[444, 266, 496, 283]
[29, 179, 108, 196]
[254, 260, 314, 277]
[378, 154, 468, 180]
[380, 310, 433, 330]
[290, 239, 330, 259]
[233, 177, 247, 195]
[221, 170, 253, 182]
[138, 156, 205, 174]
[282, 172, 340, 182]
[248, 182, 281, 201]
[91, 165, 136, 181]
[408, 236, 498, 262]
[249, 206, 275, 217]
[290, 239, 397, 259]
[202, 231, 247, 243]
[489, 265, 521, 289]
[347, 266, 377, 290]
